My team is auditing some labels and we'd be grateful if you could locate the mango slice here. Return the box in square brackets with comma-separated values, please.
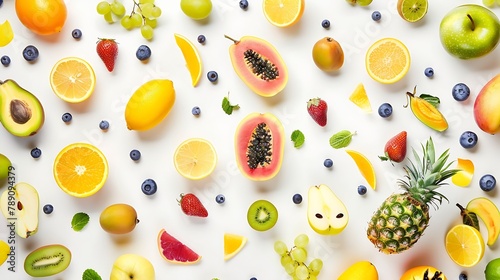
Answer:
[452, 158, 474, 187]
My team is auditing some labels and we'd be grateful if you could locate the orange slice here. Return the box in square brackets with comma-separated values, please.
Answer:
[365, 37, 410, 84]
[224, 233, 247, 261]
[53, 143, 108, 197]
[349, 83, 372, 113]
[0, 20, 14, 47]
[445, 224, 485, 267]
[174, 33, 202, 87]
[345, 149, 376, 189]
[452, 158, 474, 187]
[262, 0, 305, 27]
[50, 57, 96, 103]
[174, 138, 217, 180]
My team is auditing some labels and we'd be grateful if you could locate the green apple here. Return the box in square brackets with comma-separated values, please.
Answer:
[110, 254, 155, 280]
[307, 184, 349, 235]
[0, 182, 39, 238]
[0, 154, 11, 181]
[440, 4, 500, 59]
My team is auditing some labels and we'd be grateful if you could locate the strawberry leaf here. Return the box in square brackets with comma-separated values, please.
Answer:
[291, 130, 305, 148]
[329, 130, 355, 149]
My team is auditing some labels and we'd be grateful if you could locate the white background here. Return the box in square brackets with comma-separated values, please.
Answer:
[1, 0, 500, 279]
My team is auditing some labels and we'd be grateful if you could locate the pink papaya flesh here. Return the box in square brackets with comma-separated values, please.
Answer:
[235, 112, 284, 181]
[226, 35, 288, 97]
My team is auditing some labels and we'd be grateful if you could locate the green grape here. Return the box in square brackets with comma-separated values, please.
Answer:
[141, 3, 154, 18]
[139, 0, 155, 4]
[309, 258, 323, 276]
[145, 18, 157, 28]
[104, 12, 114, 23]
[110, 1, 126, 17]
[295, 264, 309, 280]
[120, 16, 133, 29]
[141, 25, 154, 40]
[280, 255, 293, 267]
[308, 275, 317, 280]
[151, 6, 162, 18]
[130, 13, 143, 28]
[290, 247, 307, 263]
[483, 0, 495, 7]
[495, 0, 500, 5]
[274, 241, 288, 256]
[283, 262, 296, 275]
[356, 0, 373, 6]
[180, 0, 212, 20]
[97, 1, 111, 15]
[294, 234, 309, 248]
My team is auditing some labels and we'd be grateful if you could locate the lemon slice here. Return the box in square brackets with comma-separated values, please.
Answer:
[0, 20, 14, 47]
[349, 83, 372, 112]
[224, 233, 247, 261]
[445, 224, 485, 267]
[174, 138, 217, 180]
[452, 158, 474, 187]
[50, 57, 96, 103]
[174, 33, 202, 87]
[262, 0, 305, 27]
[365, 37, 410, 84]
[345, 149, 376, 189]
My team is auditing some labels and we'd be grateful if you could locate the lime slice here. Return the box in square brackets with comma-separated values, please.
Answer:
[397, 0, 428, 22]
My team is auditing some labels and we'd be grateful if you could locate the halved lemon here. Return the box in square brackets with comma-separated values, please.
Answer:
[0, 20, 14, 47]
[174, 33, 202, 87]
[224, 233, 247, 261]
[349, 83, 372, 113]
[174, 138, 217, 180]
[365, 37, 410, 84]
[262, 0, 305, 27]
[50, 57, 96, 103]
[452, 158, 474, 187]
[445, 224, 485, 267]
[53, 143, 108, 197]
[345, 149, 376, 189]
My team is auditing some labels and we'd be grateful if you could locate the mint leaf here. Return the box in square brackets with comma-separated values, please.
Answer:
[419, 94, 440, 108]
[291, 130, 305, 148]
[82, 268, 102, 280]
[222, 94, 240, 115]
[329, 130, 355, 149]
[71, 212, 90, 232]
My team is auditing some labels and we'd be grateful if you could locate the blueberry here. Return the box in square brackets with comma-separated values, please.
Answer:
[99, 120, 109, 130]
[141, 179, 157, 195]
[321, 19, 330, 29]
[479, 174, 496, 192]
[207, 71, 218, 82]
[292, 194, 302, 204]
[1, 55, 10, 66]
[250, 278, 257, 280]
[424, 67, 434, 77]
[62, 112, 72, 123]
[72, 29, 82, 39]
[323, 158, 333, 168]
[197, 35, 206, 44]
[239, 0, 248, 10]
[452, 83, 470, 101]
[215, 194, 225, 204]
[136, 45, 151, 61]
[371, 11, 381, 21]
[0, 0, 3, 7]
[23, 45, 39, 62]
[43, 204, 54, 214]
[459, 273, 467, 280]
[459, 131, 478, 149]
[357, 185, 367, 195]
[378, 103, 393, 118]
[130, 149, 141, 161]
[31, 147, 41, 158]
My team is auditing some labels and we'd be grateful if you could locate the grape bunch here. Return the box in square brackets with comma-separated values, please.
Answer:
[96, 0, 162, 40]
[274, 234, 323, 280]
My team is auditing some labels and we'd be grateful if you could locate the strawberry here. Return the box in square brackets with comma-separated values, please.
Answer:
[178, 193, 208, 217]
[307, 97, 328, 126]
[96, 38, 118, 72]
[379, 131, 407, 163]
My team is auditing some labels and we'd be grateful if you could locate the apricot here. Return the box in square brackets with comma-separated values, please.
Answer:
[312, 37, 344, 72]
[99, 204, 139, 234]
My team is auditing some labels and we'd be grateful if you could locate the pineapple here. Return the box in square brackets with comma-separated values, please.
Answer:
[367, 137, 459, 254]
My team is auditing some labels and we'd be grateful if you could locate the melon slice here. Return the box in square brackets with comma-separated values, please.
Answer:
[157, 229, 201, 264]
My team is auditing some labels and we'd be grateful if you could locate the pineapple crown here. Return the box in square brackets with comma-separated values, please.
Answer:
[397, 137, 460, 209]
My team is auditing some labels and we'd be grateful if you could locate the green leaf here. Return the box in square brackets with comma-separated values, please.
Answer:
[290, 130, 305, 148]
[329, 130, 355, 149]
[419, 94, 440, 108]
[71, 212, 90, 232]
[82, 268, 102, 280]
[222, 95, 240, 115]
[457, 203, 480, 231]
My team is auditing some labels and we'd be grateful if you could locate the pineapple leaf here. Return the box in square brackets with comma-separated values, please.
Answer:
[426, 137, 436, 164]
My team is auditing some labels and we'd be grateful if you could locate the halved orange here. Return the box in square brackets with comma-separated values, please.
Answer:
[345, 149, 376, 189]
[224, 233, 247, 261]
[50, 57, 96, 103]
[349, 83, 372, 113]
[174, 138, 217, 180]
[445, 224, 485, 267]
[53, 143, 108, 197]
[452, 158, 474, 187]
[263, 0, 305, 27]
[174, 33, 202, 87]
[365, 37, 410, 84]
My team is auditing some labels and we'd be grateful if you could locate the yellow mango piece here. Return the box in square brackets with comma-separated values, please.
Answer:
[452, 158, 474, 187]
[0, 20, 14, 47]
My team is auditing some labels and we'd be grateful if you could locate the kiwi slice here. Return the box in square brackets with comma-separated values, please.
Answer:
[24, 244, 71, 277]
[397, 0, 428, 23]
[247, 200, 278, 231]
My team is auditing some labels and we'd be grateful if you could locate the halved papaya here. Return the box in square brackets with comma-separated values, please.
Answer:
[226, 35, 288, 97]
[235, 112, 284, 181]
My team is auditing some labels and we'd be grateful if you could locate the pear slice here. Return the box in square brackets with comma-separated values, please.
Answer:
[307, 184, 349, 235]
[0, 182, 39, 238]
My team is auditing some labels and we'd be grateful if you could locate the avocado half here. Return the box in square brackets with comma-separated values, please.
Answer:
[0, 80, 45, 137]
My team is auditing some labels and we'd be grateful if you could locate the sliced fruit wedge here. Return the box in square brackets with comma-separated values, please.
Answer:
[157, 228, 201, 264]
[445, 224, 485, 267]
[349, 83, 372, 113]
[466, 197, 500, 246]
[224, 233, 247, 261]
[397, 0, 428, 23]
[452, 158, 474, 187]
[0, 20, 14, 47]
[345, 149, 376, 189]
[262, 0, 305, 27]
[174, 33, 202, 87]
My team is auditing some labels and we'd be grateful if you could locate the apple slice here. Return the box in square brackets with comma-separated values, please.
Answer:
[307, 184, 349, 235]
[0, 182, 39, 238]
[467, 197, 500, 246]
